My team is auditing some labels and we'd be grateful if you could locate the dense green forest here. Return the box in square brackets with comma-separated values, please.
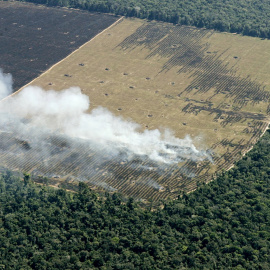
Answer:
[17, 0, 270, 38]
[1, 130, 270, 269]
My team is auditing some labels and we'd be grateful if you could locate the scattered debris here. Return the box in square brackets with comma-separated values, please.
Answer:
[159, 186, 165, 192]
[137, 37, 147, 42]
[164, 94, 174, 99]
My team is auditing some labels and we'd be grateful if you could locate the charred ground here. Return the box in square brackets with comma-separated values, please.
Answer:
[0, 1, 118, 90]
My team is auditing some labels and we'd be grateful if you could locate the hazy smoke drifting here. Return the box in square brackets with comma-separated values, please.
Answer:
[0, 69, 13, 100]
[0, 70, 211, 165]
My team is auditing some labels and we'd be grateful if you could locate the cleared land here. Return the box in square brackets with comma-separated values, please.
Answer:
[2, 16, 270, 201]
[0, 1, 118, 90]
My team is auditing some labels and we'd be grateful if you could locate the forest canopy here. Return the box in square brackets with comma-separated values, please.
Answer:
[1, 130, 270, 269]
[17, 0, 270, 39]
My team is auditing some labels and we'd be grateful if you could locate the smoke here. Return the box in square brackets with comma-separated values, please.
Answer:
[0, 84, 211, 163]
[0, 70, 213, 189]
[137, 177, 164, 191]
[0, 69, 13, 100]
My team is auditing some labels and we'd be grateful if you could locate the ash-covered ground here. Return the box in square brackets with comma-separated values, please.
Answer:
[0, 1, 118, 90]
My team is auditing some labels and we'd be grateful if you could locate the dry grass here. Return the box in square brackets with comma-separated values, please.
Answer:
[7, 18, 270, 201]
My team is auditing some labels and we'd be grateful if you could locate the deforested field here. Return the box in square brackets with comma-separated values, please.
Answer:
[1, 10, 270, 201]
[0, 1, 118, 90]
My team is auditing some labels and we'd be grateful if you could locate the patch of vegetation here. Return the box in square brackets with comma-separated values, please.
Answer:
[19, 0, 270, 39]
[1, 130, 270, 269]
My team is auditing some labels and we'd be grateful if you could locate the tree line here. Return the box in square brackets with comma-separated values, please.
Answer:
[1, 130, 270, 269]
[17, 0, 270, 39]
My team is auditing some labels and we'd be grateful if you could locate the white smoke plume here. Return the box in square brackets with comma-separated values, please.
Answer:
[0, 69, 13, 100]
[0, 70, 212, 166]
